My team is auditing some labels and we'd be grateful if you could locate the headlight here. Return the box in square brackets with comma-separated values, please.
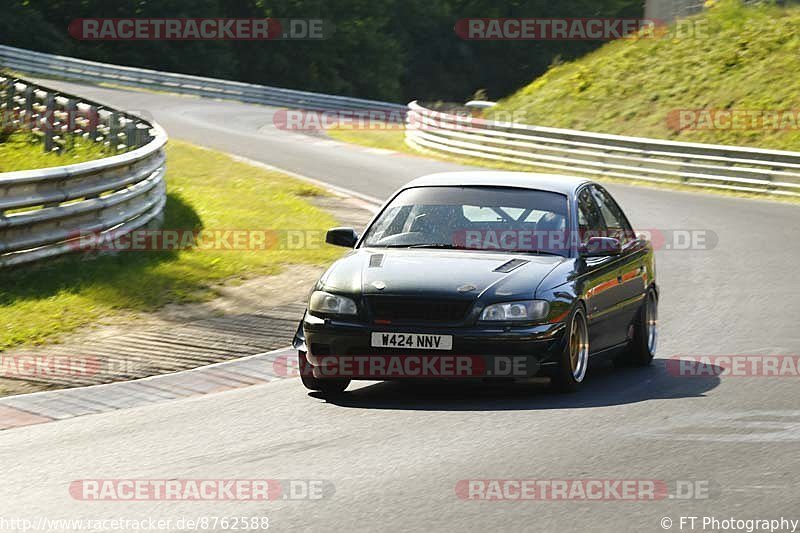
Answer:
[309, 291, 358, 316]
[479, 300, 549, 322]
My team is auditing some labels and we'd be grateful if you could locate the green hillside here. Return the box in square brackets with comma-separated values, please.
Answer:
[489, 0, 800, 151]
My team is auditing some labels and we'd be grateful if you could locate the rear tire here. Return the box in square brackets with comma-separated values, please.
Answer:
[298, 351, 350, 395]
[551, 305, 589, 393]
[617, 287, 658, 367]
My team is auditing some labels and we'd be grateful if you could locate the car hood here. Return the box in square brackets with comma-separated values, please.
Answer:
[317, 248, 565, 301]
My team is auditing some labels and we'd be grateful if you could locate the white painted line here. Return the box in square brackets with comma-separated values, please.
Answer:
[363, 148, 397, 156]
[226, 153, 384, 210]
[312, 139, 342, 147]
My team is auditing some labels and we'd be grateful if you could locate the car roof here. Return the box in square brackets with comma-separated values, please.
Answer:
[402, 171, 592, 196]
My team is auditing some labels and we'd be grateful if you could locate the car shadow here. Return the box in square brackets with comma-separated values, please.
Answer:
[310, 359, 722, 411]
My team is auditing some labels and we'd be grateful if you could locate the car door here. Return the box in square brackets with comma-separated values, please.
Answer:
[589, 185, 649, 343]
[575, 186, 623, 353]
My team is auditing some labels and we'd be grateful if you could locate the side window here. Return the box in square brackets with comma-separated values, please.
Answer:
[590, 186, 635, 243]
[370, 205, 411, 240]
[577, 188, 605, 244]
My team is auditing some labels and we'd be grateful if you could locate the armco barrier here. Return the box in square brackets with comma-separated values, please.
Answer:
[0, 76, 166, 267]
[406, 101, 800, 198]
[0, 44, 407, 117]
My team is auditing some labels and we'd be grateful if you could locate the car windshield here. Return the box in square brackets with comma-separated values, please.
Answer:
[361, 186, 570, 256]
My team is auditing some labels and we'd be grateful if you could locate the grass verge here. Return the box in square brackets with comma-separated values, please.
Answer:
[0, 139, 340, 350]
[489, 0, 800, 151]
[326, 126, 409, 153]
[0, 132, 110, 172]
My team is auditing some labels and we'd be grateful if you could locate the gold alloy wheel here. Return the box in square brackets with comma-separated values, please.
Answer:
[569, 311, 589, 382]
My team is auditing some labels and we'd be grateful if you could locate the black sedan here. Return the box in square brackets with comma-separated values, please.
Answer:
[293, 172, 658, 394]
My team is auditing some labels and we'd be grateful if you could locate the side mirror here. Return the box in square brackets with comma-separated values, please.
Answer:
[580, 236, 621, 257]
[326, 227, 359, 248]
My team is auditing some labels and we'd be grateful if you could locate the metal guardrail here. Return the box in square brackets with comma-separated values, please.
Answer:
[0, 44, 407, 117]
[406, 101, 800, 198]
[2, 74, 155, 154]
[0, 76, 167, 267]
[645, 0, 705, 24]
[645, 0, 790, 24]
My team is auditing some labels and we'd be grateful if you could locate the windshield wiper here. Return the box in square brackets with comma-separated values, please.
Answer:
[372, 243, 469, 249]
[376, 243, 563, 255]
[501, 249, 564, 256]
[406, 243, 468, 249]
[411, 244, 564, 256]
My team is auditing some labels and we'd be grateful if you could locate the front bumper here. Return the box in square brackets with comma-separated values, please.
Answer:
[300, 313, 567, 380]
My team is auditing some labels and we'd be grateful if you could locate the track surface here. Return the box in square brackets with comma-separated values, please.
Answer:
[2, 79, 799, 532]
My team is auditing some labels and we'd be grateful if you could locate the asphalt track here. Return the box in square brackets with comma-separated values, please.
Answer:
[1, 79, 799, 532]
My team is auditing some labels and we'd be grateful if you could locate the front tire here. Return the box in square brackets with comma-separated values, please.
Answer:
[298, 350, 350, 395]
[552, 305, 590, 393]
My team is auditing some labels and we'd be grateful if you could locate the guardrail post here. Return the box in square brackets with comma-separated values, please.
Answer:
[65, 98, 77, 151]
[43, 92, 55, 153]
[3, 79, 14, 127]
[136, 123, 151, 147]
[87, 105, 99, 141]
[23, 85, 34, 130]
[109, 111, 120, 152]
[124, 119, 136, 150]
[133, 123, 143, 147]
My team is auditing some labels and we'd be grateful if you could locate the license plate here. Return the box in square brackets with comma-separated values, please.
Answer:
[371, 332, 453, 351]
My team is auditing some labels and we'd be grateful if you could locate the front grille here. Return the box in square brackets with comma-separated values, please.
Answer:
[366, 296, 473, 324]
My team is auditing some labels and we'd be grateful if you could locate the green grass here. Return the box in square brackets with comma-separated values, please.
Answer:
[489, 0, 800, 151]
[0, 140, 340, 349]
[327, 125, 409, 152]
[0, 132, 110, 172]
